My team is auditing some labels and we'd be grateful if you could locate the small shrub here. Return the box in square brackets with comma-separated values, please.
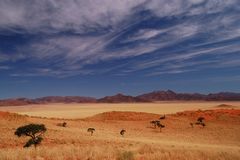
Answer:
[57, 122, 67, 127]
[197, 117, 205, 123]
[120, 129, 126, 137]
[87, 128, 95, 136]
[150, 120, 160, 128]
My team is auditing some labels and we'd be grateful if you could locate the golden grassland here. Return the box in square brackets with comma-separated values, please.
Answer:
[0, 102, 240, 160]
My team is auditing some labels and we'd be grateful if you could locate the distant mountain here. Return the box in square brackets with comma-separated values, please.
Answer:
[0, 96, 96, 106]
[97, 93, 149, 103]
[137, 90, 240, 101]
[205, 92, 240, 101]
[137, 90, 206, 101]
[0, 90, 240, 106]
[137, 90, 178, 101]
[0, 98, 35, 106]
[34, 96, 97, 103]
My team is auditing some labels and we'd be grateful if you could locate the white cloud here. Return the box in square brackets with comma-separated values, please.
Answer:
[20, 33, 161, 72]
[172, 24, 199, 38]
[127, 43, 240, 72]
[0, 0, 146, 33]
[0, 0, 237, 33]
[0, 0, 239, 77]
[0, 66, 11, 70]
[129, 29, 168, 41]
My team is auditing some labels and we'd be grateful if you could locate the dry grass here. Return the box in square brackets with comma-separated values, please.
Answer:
[1, 143, 239, 160]
[0, 103, 240, 160]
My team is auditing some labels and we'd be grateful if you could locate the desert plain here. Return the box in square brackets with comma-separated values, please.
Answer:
[0, 101, 240, 160]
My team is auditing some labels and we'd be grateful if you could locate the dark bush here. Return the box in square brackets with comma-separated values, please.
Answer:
[120, 129, 126, 137]
[15, 123, 46, 148]
[87, 128, 95, 136]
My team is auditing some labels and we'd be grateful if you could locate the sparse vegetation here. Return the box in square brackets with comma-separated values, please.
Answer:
[197, 117, 205, 123]
[156, 122, 165, 132]
[159, 114, 166, 120]
[120, 129, 126, 137]
[87, 128, 95, 136]
[57, 122, 67, 127]
[150, 120, 160, 128]
[0, 103, 239, 160]
[190, 117, 206, 128]
[190, 122, 194, 128]
[14, 123, 47, 148]
[62, 122, 67, 127]
[150, 120, 165, 132]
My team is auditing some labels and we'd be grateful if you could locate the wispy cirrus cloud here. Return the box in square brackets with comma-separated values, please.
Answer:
[0, 0, 146, 33]
[0, 0, 239, 77]
[126, 43, 240, 73]
[0, 0, 238, 33]
[0, 65, 11, 70]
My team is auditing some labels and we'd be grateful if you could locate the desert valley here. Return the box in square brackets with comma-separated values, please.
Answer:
[0, 97, 240, 160]
[1, 0, 240, 160]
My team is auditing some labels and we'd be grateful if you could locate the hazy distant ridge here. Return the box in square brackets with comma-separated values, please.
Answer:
[137, 90, 240, 101]
[1, 90, 240, 106]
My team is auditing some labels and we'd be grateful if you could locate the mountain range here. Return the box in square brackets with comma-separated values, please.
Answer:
[1, 90, 240, 106]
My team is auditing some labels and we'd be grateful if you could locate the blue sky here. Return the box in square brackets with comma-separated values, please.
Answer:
[0, 0, 240, 98]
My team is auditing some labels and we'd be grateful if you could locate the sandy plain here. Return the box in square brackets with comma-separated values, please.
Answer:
[0, 101, 240, 118]
[0, 102, 240, 160]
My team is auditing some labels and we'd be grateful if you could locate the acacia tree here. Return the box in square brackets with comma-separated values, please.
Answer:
[15, 124, 47, 148]
[87, 128, 95, 136]
[156, 122, 165, 132]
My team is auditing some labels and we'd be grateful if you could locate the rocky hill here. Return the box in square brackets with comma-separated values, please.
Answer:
[0, 96, 96, 106]
[97, 93, 148, 103]
[137, 90, 240, 101]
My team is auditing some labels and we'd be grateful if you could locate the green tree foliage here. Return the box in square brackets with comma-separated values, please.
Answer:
[87, 128, 95, 136]
[15, 124, 47, 148]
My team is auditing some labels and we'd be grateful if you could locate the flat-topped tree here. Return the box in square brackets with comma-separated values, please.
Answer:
[156, 122, 165, 132]
[87, 128, 95, 136]
[15, 124, 47, 148]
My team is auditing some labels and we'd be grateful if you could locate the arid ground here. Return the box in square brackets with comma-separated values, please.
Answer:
[1, 101, 240, 118]
[0, 102, 240, 160]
